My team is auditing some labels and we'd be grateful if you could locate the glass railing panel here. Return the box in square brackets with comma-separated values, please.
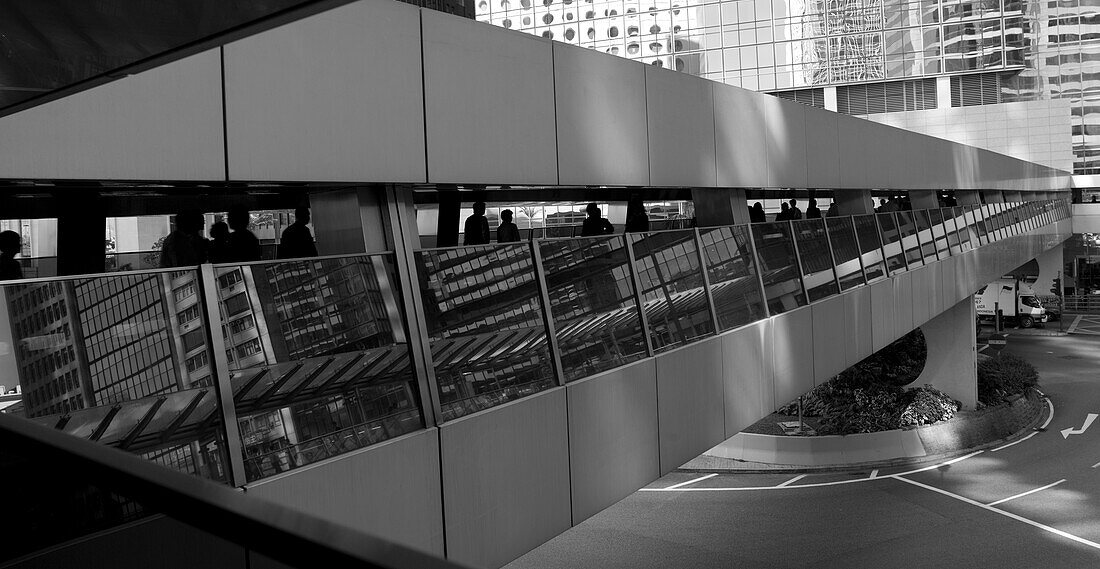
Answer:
[876, 213, 907, 274]
[540, 236, 648, 381]
[792, 219, 839, 302]
[913, 210, 940, 263]
[988, 203, 1006, 238]
[940, 207, 962, 254]
[825, 217, 865, 291]
[105, 251, 161, 273]
[698, 225, 767, 331]
[214, 255, 422, 482]
[967, 204, 989, 244]
[417, 244, 555, 421]
[751, 222, 807, 314]
[953, 207, 973, 251]
[629, 230, 715, 353]
[852, 215, 886, 281]
[895, 211, 925, 268]
[16, 256, 58, 279]
[927, 209, 951, 258]
[0, 269, 230, 483]
[976, 204, 995, 242]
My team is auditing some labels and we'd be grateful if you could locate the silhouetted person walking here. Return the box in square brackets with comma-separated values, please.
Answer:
[497, 209, 520, 243]
[805, 198, 821, 218]
[581, 203, 614, 236]
[208, 221, 231, 263]
[160, 210, 208, 268]
[227, 206, 262, 262]
[826, 202, 839, 217]
[625, 195, 650, 233]
[279, 207, 318, 259]
[750, 202, 766, 223]
[788, 199, 803, 220]
[776, 202, 790, 221]
[464, 201, 491, 245]
[0, 231, 23, 280]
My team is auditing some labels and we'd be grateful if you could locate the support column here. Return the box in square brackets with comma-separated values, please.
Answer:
[55, 190, 106, 276]
[984, 190, 1006, 203]
[436, 187, 461, 247]
[909, 189, 940, 210]
[834, 189, 874, 215]
[915, 298, 977, 410]
[956, 190, 982, 206]
[1035, 244, 1064, 300]
[691, 187, 751, 226]
[309, 186, 390, 255]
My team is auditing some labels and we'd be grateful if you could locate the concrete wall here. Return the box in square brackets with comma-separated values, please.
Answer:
[0, 0, 1071, 193]
[917, 297, 979, 410]
[1073, 204, 1100, 233]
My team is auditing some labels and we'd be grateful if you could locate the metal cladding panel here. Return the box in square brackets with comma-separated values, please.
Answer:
[763, 96, 809, 188]
[223, 1, 424, 183]
[554, 43, 650, 186]
[0, 50, 224, 181]
[244, 429, 444, 557]
[422, 12, 557, 185]
[894, 131, 926, 190]
[8, 516, 246, 569]
[940, 255, 961, 307]
[862, 118, 895, 190]
[804, 107, 841, 189]
[811, 295, 847, 385]
[870, 277, 897, 351]
[441, 389, 570, 569]
[846, 285, 874, 364]
[722, 319, 775, 436]
[566, 360, 659, 522]
[714, 84, 768, 187]
[910, 265, 935, 328]
[771, 306, 815, 409]
[893, 271, 915, 333]
[837, 113, 869, 189]
[655, 339, 726, 474]
[645, 66, 717, 187]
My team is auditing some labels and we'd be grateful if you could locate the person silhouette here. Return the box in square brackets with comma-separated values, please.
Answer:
[497, 209, 521, 243]
[0, 230, 23, 280]
[208, 221, 231, 263]
[279, 207, 318, 259]
[826, 202, 839, 217]
[160, 210, 208, 268]
[625, 195, 650, 233]
[805, 198, 821, 219]
[463, 201, 491, 245]
[788, 199, 803, 220]
[580, 203, 614, 236]
[776, 202, 790, 221]
[750, 202, 766, 223]
[226, 206, 262, 262]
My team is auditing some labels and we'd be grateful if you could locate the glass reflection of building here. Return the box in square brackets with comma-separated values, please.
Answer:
[478, 0, 1100, 174]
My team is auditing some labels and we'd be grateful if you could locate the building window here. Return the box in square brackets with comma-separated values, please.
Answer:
[772, 88, 826, 109]
[174, 283, 196, 303]
[218, 270, 243, 289]
[186, 351, 209, 373]
[950, 72, 1004, 107]
[228, 315, 255, 335]
[178, 303, 201, 325]
[235, 338, 262, 359]
[182, 329, 205, 353]
[224, 293, 249, 317]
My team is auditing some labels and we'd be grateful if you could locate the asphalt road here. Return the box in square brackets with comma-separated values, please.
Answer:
[507, 333, 1100, 568]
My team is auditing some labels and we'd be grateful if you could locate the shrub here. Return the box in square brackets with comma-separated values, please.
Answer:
[977, 352, 1039, 406]
[899, 385, 960, 428]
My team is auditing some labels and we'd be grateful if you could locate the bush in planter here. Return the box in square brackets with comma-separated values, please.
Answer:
[977, 352, 1039, 406]
[899, 385, 960, 428]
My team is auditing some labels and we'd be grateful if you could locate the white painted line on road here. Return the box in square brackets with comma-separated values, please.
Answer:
[987, 479, 1067, 507]
[991, 398, 1056, 452]
[1092, 461, 1100, 469]
[663, 473, 718, 490]
[893, 476, 1100, 551]
[892, 450, 984, 477]
[1067, 315, 1083, 334]
[777, 474, 807, 487]
[869, 469, 879, 479]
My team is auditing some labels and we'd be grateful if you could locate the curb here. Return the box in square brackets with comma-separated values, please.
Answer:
[680, 392, 1050, 475]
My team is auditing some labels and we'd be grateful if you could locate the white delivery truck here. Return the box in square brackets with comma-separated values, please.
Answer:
[974, 278, 1048, 328]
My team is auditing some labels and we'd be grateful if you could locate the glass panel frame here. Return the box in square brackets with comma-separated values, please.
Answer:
[926, 208, 951, 258]
[876, 212, 908, 275]
[791, 218, 839, 302]
[825, 217, 866, 291]
[895, 211, 925, 268]
[629, 230, 716, 353]
[750, 222, 807, 315]
[852, 214, 887, 282]
[698, 225, 768, 332]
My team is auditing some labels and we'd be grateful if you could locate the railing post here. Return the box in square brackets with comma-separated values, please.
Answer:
[624, 236, 655, 357]
[745, 224, 772, 318]
[820, 218, 846, 291]
[694, 228, 722, 333]
[787, 220, 811, 303]
[531, 240, 566, 386]
[843, 216, 870, 286]
[198, 263, 247, 487]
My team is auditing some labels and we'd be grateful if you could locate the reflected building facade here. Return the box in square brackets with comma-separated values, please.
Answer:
[478, 0, 1100, 173]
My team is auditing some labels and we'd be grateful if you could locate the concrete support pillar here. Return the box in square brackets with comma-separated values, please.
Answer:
[435, 187, 461, 247]
[835, 189, 874, 215]
[984, 190, 1005, 203]
[916, 298, 977, 410]
[1004, 191, 1023, 202]
[956, 190, 982, 206]
[1035, 244, 1064, 299]
[55, 191, 106, 276]
[310, 186, 390, 255]
[691, 187, 752, 226]
[909, 189, 940, 210]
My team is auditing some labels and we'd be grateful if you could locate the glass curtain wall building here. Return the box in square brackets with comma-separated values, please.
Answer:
[476, 0, 1100, 174]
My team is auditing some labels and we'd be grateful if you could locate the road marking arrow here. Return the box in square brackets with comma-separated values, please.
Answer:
[1062, 413, 1099, 439]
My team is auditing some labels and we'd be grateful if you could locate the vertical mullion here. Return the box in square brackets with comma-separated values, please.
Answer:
[787, 220, 811, 302]
[532, 240, 565, 386]
[746, 224, 772, 319]
[694, 228, 721, 333]
[625, 236, 655, 357]
[821, 217, 844, 292]
[846, 216, 870, 286]
[199, 263, 246, 487]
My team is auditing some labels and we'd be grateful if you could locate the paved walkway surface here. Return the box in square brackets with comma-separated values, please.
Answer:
[1065, 314, 1100, 335]
[507, 334, 1100, 568]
